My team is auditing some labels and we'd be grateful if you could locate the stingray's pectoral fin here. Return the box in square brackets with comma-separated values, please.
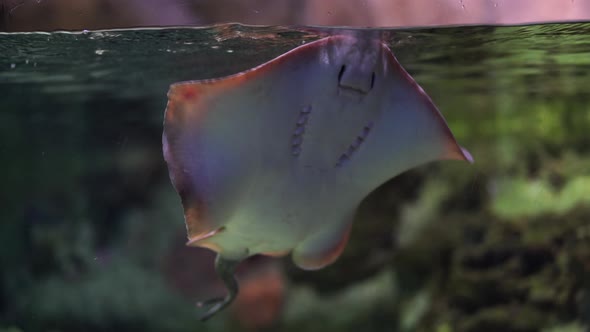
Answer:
[292, 221, 353, 270]
[197, 255, 241, 321]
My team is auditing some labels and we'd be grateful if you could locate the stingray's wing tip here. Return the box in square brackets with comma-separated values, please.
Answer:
[443, 142, 474, 164]
[460, 146, 474, 164]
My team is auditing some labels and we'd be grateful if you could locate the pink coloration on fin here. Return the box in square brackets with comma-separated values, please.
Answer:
[164, 84, 219, 245]
[180, 85, 199, 100]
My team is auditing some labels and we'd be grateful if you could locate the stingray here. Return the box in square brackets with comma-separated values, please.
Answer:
[163, 33, 473, 320]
